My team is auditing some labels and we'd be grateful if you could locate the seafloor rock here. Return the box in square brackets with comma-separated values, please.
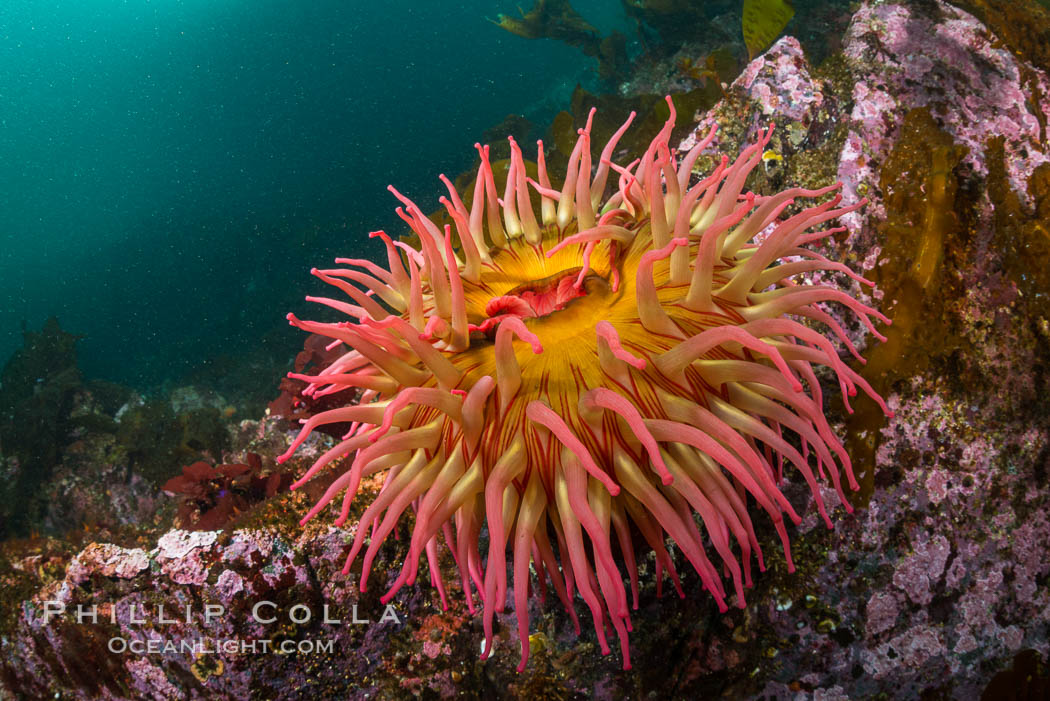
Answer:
[40, 432, 163, 534]
[677, 0, 1050, 698]
[1, 1, 1049, 698]
[0, 475, 625, 699]
[839, 0, 1050, 225]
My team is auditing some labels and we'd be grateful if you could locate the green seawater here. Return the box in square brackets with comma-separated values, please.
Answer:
[0, 0, 622, 388]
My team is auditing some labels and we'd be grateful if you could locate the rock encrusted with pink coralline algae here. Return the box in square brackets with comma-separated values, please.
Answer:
[674, 1, 1050, 698]
[840, 0, 1050, 221]
[2, 1, 1049, 699]
[750, 373, 1050, 698]
[66, 544, 151, 584]
[679, 34, 847, 198]
[681, 35, 831, 150]
[4, 521, 423, 699]
[0, 494, 640, 699]
[832, 0, 1050, 279]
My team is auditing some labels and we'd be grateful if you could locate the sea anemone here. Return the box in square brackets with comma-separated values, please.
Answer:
[276, 96, 891, 670]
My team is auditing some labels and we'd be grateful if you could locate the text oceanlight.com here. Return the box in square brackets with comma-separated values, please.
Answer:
[107, 638, 336, 655]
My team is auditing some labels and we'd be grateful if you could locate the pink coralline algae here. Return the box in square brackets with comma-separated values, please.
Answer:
[8, 523, 432, 699]
[66, 543, 150, 585]
[755, 377, 1050, 696]
[156, 530, 218, 586]
[673, 1, 1050, 697]
[891, 533, 951, 606]
[681, 36, 829, 156]
[839, 0, 1050, 230]
[865, 591, 901, 636]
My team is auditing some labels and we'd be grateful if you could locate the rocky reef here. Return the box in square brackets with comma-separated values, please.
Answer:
[1, 0, 1049, 698]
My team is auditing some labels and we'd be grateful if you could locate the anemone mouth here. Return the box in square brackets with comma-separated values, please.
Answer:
[482, 267, 604, 328]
